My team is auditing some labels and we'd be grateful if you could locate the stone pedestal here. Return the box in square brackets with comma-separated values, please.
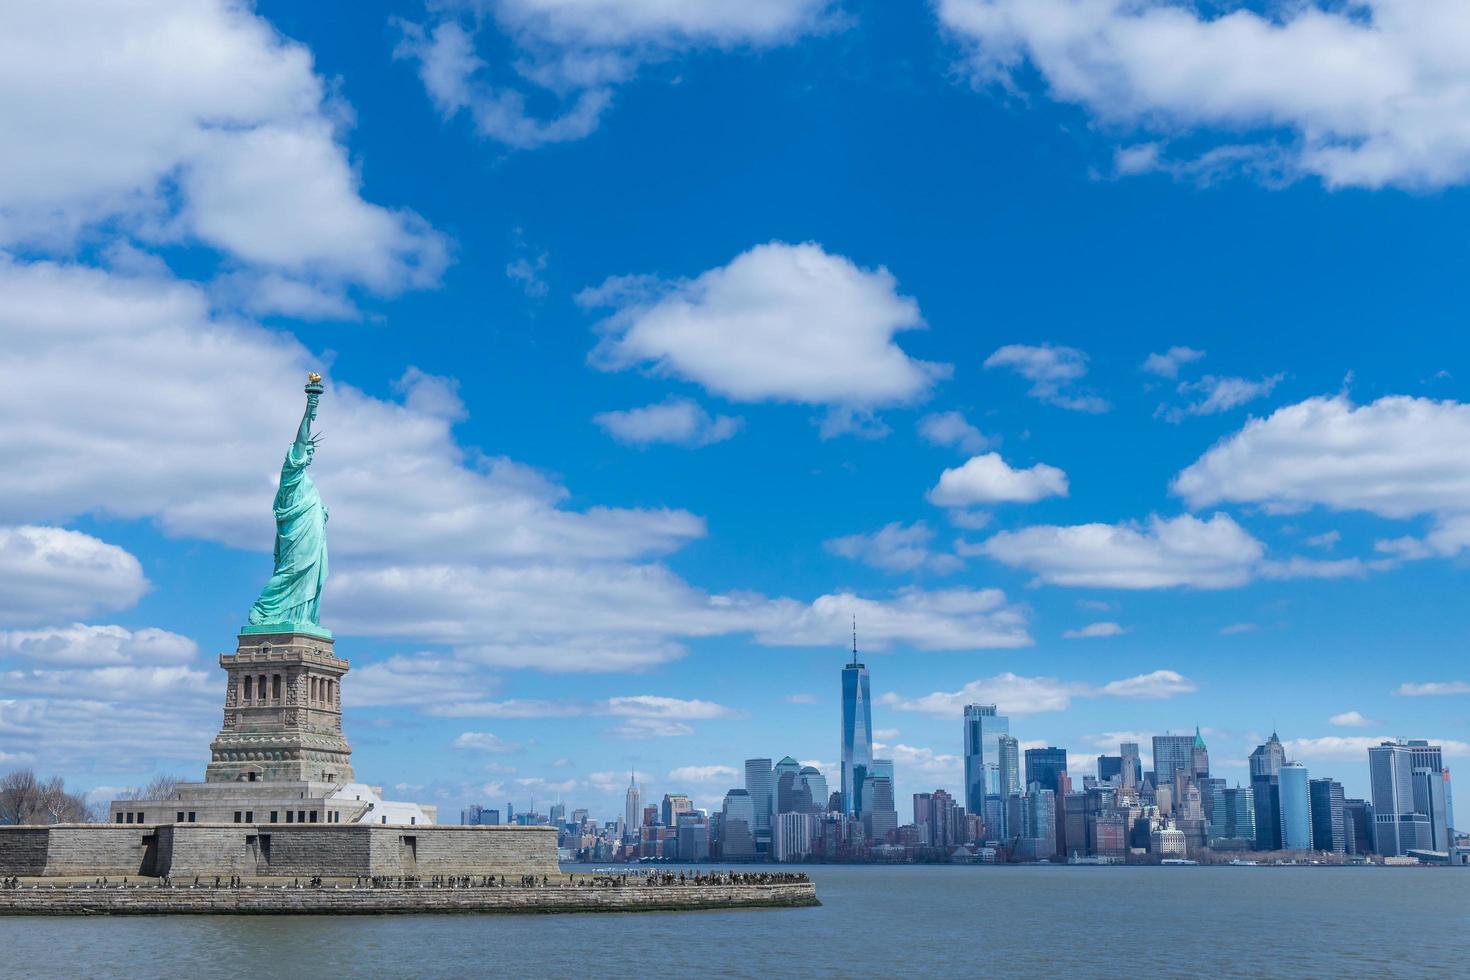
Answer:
[205, 630, 355, 785]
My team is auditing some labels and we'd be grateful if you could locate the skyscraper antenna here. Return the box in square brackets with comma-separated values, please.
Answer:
[851, 615, 858, 666]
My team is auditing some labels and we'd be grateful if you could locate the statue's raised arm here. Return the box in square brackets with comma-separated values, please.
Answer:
[245, 374, 331, 635]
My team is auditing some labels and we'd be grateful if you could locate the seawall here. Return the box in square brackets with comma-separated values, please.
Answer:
[0, 882, 819, 915]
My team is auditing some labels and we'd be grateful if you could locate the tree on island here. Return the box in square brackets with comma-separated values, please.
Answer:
[0, 769, 92, 824]
[114, 775, 184, 802]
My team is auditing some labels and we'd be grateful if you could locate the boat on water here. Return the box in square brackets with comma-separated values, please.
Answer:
[1228, 859, 1260, 866]
[1160, 858, 1199, 866]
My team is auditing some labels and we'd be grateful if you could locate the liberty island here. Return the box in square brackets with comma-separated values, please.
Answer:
[0, 377, 816, 914]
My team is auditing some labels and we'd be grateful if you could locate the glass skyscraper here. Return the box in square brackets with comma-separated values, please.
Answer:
[1152, 733, 1195, 804]
[1279, 762, 1312, 851]
[1024, 747, 1068, 795]
[963, 704, 1009, 815]
[1369, 739, 1455, 855]
[1249, 731, 1286, 851]
[1309, 777, 1346, 854]
[841, 643, 873, 817]
[744, 758, 773, 833]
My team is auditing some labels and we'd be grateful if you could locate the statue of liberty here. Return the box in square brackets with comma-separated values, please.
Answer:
[246, 374, 329, 633]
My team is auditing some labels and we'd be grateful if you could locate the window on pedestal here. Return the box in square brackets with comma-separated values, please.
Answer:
[272, 674, 282, 701]
[243, 675, 253, 701]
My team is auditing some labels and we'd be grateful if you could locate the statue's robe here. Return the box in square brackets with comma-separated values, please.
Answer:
[247, 443, 328, 627]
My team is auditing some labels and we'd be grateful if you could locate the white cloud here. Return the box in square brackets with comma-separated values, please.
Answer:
[881, 668, 1195, 716]
[607, 717, 693, 739]
[936, 0, 1470, 190]
[506, 252, 549, 299]
[877, 743, 962, 780]
[984, 343, 1108, 413]
[1141, 346, 1204, 379]
[1062, 621, 1127, 640]
[1328, 711, 1378, 728]
[0, 0, 447, 307]
[928, 453, 1068, 507]
[1097, 669, 1196, 699]
[981, 513, 1264, 589]
[1174, 395, 1470, 556]
[1164, 374, 1284, 421]
[1394, 681, 1470, 697]
[917, 411, 991, 454]
[594, 398, 742, 448]
[1306, 530, 1341, 550]
[584, 242, 948, 421]
[1284, 735, 1470, 761]
[1220, 622, 1258, 636]
[431, 694, 736, 722]
[667, 765, 739, 783]
[394, 1, 836, 148]
[586, 769, 654, 794]
[346, 654, 497, 708]
[0, 527, 149, 626]
[785, 693, 817, 705]
[0, 624, 195, 667]
[453, 732, 523, 753]
[825, 521, 961, 574]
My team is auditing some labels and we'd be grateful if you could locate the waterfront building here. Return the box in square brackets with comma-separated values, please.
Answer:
[1249, 732, 1286, 851]
[962, 704, 1010, 816]
[1309, 778, 1347, 854]
[1279, 762, 1313, 851]
[745, 758, 774, 834]
[1191, 727, 1210, 780]
[841, 633, 874, 817]
[1151, 825, 1187, 859]
[862, 776, 898, 841]
[461, 805, 501, 826]
[1024, 747, 1068, 796]
[1369, 739, 1456, 855]
[1213, 785, 1255, 847]
[1022, 788, 1057, 860]
[1152, 734, 1196, 809]
[1098, 755, 1123, 784]
[1343, 798, 1374, 855]
[993, 734, 1021, 839]
[913, 789, 960, 849]
[773, 812, 814, 862]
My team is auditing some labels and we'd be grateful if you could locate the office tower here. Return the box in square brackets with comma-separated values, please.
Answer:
[744, 758, 774, 833]
[549, 802, 566, 826]
[1279, 762, 1312, 850]
[623, 772, 641, 842]
[1343, 798, 1374, 855]
[1249, 732, 1286, 851]
[1213, 785, 1254, 845]
[862, 776, 897, 841]
[776, 768, 813, 815]
[721, 789, 757, 860]
[1369, 739, 1455, 855]
[913, 789, 959, 849]
[1191, 727, 1210, 779]
[997, 736, 1021, 796]
[1024, 747, 1068, 796]
[1098, 755, 1123, 783]
[1309, 778, 1346, 854]
[662, 793, 692, 828]
[963, 704, 1010, 815]
[800, 767, 829, 812]
[1118, 742, 1142, 798]
[773, 812, 814, 862]
[1198, 776, 1226, 833]
[1024, 789, 1057, 860]
[676, 811, 710, 862]
[841, 628, 874, 817]
[774, 755, 800, 787]
[1153, 734, 1196, 805]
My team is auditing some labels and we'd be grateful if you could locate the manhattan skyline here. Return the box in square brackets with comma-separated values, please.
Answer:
[3, 0, 1470, 829]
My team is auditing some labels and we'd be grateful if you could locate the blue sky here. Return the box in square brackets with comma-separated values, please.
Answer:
[2, 0, 1469, 823]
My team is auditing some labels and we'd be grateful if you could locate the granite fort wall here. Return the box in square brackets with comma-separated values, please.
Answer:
[1, 824, 557, 879]
[0, 882, 819, 915]
[0, 826, 158, 877]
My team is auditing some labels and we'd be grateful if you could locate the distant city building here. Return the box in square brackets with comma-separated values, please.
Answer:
[1343, 798, 1374, 856]
[1369, 739, 1456, 855]
[841, 631, 874, 817]
[623, 772, 641, 842]
[962, 704, 1009, 816]
[997, 735, 1021, 796]
[1279, 762, 1313, 850]
[800, 767, 829, 812]
[676, 811, 710, 862]
[1249, 732, 1286, 851]
[862, 776, 897, 841]
[549, 803, 565, 826]
[1098, 755, 1123, 784]
[461, 805, 500, 826]
[662, 793, 692, 828]
[1309, 778, 1346, 854]
[1151, 826, 1187, 859]
[1119, 742, 1142, 795]
[1024, 747, 1068, 796]
[1212, 785, 1255, 846]
[1152, 734, 1196, 809]
[773, 811, 814, 862]
[745, 758, 774, 834]
[721, 789, 757, 860]
[1191, 727, 1210, 780]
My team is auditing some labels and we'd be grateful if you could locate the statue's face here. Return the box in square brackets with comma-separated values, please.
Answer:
[304, 443, 316, 463]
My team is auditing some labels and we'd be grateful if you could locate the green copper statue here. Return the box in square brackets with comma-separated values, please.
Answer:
[245, 374, 330, 635]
